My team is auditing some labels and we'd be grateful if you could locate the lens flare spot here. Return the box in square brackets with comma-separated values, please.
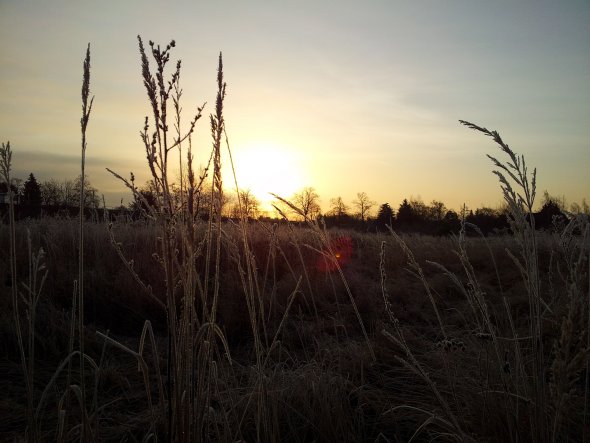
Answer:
[317, 236, 353, 273]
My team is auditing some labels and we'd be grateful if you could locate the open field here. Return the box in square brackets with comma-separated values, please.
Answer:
[1, 217, 588, 442]
[1, 38, 589, 443]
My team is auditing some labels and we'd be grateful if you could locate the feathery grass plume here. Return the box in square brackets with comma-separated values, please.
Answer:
[547, 216, 590, 439]
[460, 119, 547, 435]
[107, 39, 238, 441]
[171, 63, 206, 220]
[77, 43, 94, 441]
[204, 52, 226, 325]
[137, 36, 185, 213]
[458, 120, 590, 440]
[172, 59, 186, 216]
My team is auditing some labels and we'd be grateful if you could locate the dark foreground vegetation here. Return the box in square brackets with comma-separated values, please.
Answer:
[1, 216, 589, 442]
[1, 38, 589, 442]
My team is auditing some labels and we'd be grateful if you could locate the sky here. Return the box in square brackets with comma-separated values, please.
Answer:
[1, 0, 589, 215]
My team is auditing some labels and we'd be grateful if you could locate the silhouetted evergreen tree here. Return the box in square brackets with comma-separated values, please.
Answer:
[535, 200, 566, 230]
[23, 173, 42, 205]
[21, 173, 42, 216]
[466, 207, 508, 234]
[376, 203, 394, 230]
[440, 210, 461, 234]
[395, 199, 417, 230]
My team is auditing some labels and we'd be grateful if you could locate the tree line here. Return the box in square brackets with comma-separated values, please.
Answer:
[278, 187, 588, 235]
[2, 173, 587, 235]
[0, 172, 101, 217]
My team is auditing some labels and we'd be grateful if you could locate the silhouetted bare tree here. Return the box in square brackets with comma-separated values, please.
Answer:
[74, 175, 100, 208]
[37, 176, 99, 208]
[328, 196, 349, 217]
[353, 192, 375, 221]
[40, 179, 62, 206]
[232, 189, 260, 219]
[292, 186, 321, 221]
[428, 200, 447, 221]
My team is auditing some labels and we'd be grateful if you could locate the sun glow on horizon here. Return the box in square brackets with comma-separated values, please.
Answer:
[228, 142, 306, 214]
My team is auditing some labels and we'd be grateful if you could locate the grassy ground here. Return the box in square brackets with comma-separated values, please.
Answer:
[1, 219, 587, 442]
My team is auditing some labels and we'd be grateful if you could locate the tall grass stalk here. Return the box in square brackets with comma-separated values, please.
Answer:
[77, 43, 94, 442]
[225, 129, 266, 361]
[460, 120, 548, 437]
[24, 232, 48, 441]
[375, 122, 589, 440]
[1, 142, 38, 440]
[108, 38, 237, 441]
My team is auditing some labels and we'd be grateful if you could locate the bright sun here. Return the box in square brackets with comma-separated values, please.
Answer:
[228, 142, 306, 214]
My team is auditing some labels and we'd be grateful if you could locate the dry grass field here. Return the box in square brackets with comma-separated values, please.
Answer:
[1, 39, 588, 442]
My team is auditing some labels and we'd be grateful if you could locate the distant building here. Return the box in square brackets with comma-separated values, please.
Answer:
[0, 192, 20, 204]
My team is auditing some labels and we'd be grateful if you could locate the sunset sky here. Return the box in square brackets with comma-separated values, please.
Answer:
[1, 1, 589, 215]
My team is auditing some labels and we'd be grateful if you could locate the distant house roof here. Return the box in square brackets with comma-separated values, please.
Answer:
[0, 192, 19, 204]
